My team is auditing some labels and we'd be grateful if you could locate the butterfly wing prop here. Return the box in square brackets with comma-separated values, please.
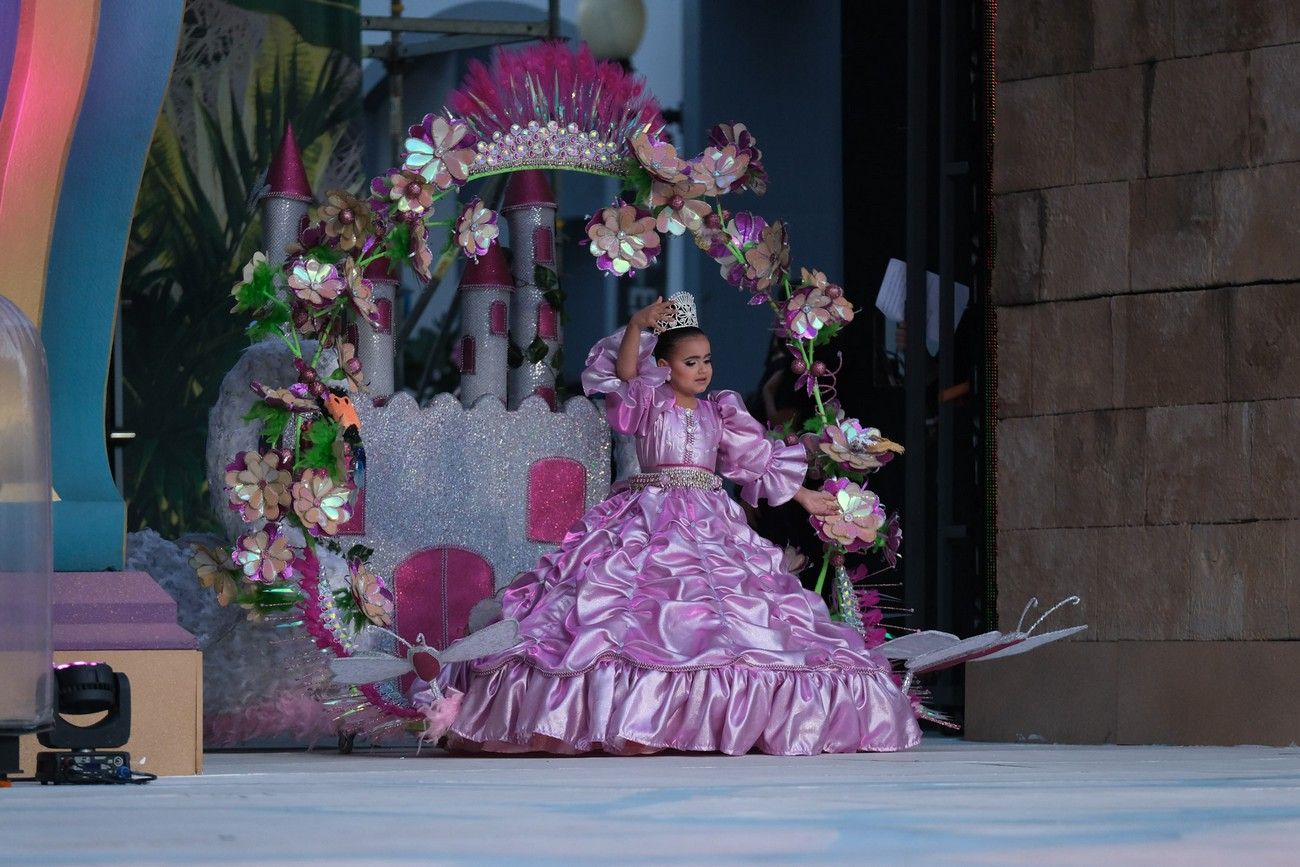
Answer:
[970, 625, 1089, 662]
[436, 618, 521, 664]
[876, 630, 962, 661]
[328, 652, 414, 685]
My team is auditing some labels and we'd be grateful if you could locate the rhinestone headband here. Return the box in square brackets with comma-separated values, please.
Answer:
[469, 121, 627, 179]
[652, 292, 700, 335]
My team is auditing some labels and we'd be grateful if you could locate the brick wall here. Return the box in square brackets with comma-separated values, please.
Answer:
[992, 1, 1300, 643]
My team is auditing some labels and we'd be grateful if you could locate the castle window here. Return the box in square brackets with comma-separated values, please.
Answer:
[489, 300, 508, 336]
[526, 457, 585, 542]
[533, 226, 555, 265]
[537, 302, 557, 339]
[458, 335, 476, 374]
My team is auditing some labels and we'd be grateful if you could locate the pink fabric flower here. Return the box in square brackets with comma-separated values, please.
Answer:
[586, 200, 661, 276]
[291, 469, 352, 536]
[632, 131, 689, 183]
[287, 258, 345, 308]
[224, 450, 293, 522]
[232, 525, 296, 584]
[707, 122, 768, 195]
[456, 197, 500, 260]
[743, 220, 789, 293]
[403, 114, 476, 190]
[690, 144, 750, 196]
[650, 179, 710, 236]
[819, 419, 903, 472]
[786, 274, 852, 339]
[380, 169, 433, 214]
[811, 478, 886, 552]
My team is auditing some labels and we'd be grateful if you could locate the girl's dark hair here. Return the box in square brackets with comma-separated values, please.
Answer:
[652, 326, 707, 361]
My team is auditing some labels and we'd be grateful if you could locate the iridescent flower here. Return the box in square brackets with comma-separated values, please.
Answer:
[712, 211, 768, 287]
[232, 525, 296, 584]
[743, 220, 789, 293]
[793, 268, 853, 326]
[780, 545, 810, 576]
[819, 419, 904, 472]
[291, 469, 352, 537]
[409, 222, 433, 282]
[585, 200, 661, 276]
[349, 560, 393, 627]
[689, 144, 750, 196]
[693, 210, 733, 258]
[224, 449, 293, 522]
[650, 179, 710, 236]
[632, 131, 689, 183]
[402, 114, 476, 190]
[786, 281, 851, 340]
[455, 197, 500, 261]
[317, 191, 375, 252]
[707, 122, 767, 195]
[343, 262, 381, 324]
[189, 544, 240, 607]
[811, 478, 886, 552]
[378, 169, 433, 215]
[287, 257, 345, 308]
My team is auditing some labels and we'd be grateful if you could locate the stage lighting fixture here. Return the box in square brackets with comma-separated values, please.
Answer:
[34, 662, 151, 784]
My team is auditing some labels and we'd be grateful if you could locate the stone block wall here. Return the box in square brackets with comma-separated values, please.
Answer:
[971, 2, 1300, 743]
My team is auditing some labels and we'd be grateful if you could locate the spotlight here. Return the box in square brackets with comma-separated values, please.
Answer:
[34, 662, 150, 785]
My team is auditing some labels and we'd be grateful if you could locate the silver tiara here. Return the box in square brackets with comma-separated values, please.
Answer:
[652, 292, 700, 335]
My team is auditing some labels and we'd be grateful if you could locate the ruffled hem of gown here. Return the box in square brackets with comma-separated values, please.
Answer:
[448, 656, 922, 756]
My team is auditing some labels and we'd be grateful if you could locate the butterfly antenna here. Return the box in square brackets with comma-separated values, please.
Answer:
[1027, 596, 1081, 636]
[1015, 597, 1039, 634]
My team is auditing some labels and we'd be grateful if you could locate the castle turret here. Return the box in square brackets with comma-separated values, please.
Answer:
[502, 171, 560, 410]
[261, 123, 314, 266]
[455, 243, 513, 407]
[357, 255, 398, 402]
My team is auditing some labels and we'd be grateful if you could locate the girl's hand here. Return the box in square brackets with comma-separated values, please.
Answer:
[631, 296, 675, 331]
[794, 487, 838, 516]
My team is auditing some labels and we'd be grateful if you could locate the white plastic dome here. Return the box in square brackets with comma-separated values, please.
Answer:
[0, 293, 54, 733]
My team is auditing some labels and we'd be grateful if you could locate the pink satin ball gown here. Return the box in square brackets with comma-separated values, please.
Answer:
[448, 329, 921, 755]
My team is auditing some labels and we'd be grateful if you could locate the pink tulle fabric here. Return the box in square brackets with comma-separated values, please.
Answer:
[449, 329, 921, 756]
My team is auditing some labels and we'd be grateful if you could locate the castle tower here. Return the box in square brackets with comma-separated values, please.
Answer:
[260, 123, 314, 266]
[502, 171, 560, 410]
[357, 255, 398, 402]
[455, 243, 513, 407]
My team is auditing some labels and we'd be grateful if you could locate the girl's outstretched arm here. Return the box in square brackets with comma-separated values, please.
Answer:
[616, 296, 674, 381]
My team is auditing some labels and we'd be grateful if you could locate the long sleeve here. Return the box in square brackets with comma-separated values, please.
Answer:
[713, 390, 807, 507]
[580, 326, 674, 436]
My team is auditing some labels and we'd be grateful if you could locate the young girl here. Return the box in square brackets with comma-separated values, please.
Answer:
[449, 294, 921, 755]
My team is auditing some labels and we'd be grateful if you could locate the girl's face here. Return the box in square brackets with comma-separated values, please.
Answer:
[658, 335, 713, 396]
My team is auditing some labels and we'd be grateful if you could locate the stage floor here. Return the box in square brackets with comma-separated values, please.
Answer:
[4, 738, 1299, 864]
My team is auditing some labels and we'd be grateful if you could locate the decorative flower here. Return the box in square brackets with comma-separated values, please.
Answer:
[811, 478, 886, 552]
[224, 450, 293, 522]
[819, 419, 903, 472]
[585, 200, 661, 276]
[338, 340, 364, 391]
[743, 220, 789, 294]
[349, 560, 393, 627]
[707, 122, 767, 195]
[343, 261, 381, 324]
[409, 222, 433, 282]
[402, 114, 476, 190]
[377, 169, 433, 215]
[455, 197, 500, 260]
[291, 468, 352, 536]
[230, 251, 269, 298]
[250, 381, 318, 413]
[317, 191, 375, 252]
[689, 144, 750, 196]
[232, 525, 296, 584]
[287, 258, 345, 308]
[190, 544, 241, 606]
[712, 211, 767, 287]
[285, 221, 329, 258]
[632, 131, 689, 183]
[883, 512, 902, 568]
[650, 180, 710, 236]
[786, 281, 851, 340]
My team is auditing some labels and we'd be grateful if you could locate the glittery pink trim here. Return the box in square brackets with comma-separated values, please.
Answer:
[526, 457, 585, 541]
[471, 649, 884, 678]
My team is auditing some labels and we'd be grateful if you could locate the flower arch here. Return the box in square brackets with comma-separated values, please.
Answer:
[202, 42, 903, 733]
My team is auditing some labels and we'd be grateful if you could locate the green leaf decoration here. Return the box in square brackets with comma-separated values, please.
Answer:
[622, 164, 654, 209]
[345, 543, 374, 562]
[295, 417, 342, 477]
[533, 263, 558, 290]
[242, 401, 292, 446]
[507, 338, 524, 369]
[550, 345, 565, 372]
[526, 335, 549, 364]
[385, 223, 411, 263]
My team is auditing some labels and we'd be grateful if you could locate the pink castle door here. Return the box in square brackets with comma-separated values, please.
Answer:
[392, 547, 495, 655]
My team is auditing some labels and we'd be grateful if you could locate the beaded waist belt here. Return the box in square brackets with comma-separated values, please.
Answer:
[626, 467, 723, 492]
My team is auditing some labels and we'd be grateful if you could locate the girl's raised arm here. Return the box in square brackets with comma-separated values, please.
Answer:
[615, 296, 674, 381]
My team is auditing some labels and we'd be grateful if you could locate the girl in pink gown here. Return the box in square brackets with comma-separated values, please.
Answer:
[449, 297, 921, 755]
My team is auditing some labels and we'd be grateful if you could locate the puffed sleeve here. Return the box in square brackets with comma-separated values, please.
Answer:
[713, 390, 807, 507]
[580, 327, 674, 436]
